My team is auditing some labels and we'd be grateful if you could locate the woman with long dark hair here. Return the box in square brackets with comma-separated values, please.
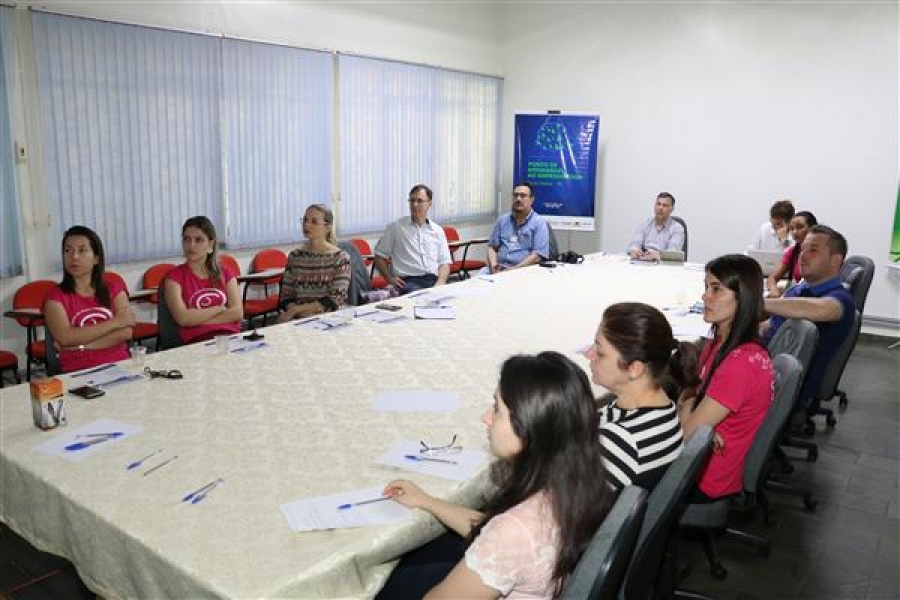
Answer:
[165, 216, 243, 344]
[586, 302, 686, 491]
[766, 210, 817, 296]
[379, 351, 613, 599]
[44, 226, 134, 373]
[678, 254, 774, 501]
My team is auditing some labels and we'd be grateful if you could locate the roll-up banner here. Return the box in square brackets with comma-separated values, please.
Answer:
[513, 113, 599, 232]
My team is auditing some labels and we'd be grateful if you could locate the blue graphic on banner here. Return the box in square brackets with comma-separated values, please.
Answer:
[514, 114, 599, 231]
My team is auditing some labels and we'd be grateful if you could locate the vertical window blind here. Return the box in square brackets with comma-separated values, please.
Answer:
[339, 55, 501, 234]
[222, 39, 332, 249]
[24, 11, 502, 265]
[0, 6, 23, 277]
[33, 12, 223, 263]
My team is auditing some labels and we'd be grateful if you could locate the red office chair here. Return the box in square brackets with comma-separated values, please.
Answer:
[218, 254, 275, 327]
[11, 279, 55, 381]
[105, 271, 159, 349]
[0, 349, 20, 387]
[247, 248, 287, 298]
[142, 262, 176, 305]
[349, 238, 388, 290]
[443, 226, 486, 280]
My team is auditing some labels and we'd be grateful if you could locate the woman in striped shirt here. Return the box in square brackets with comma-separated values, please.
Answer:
[585, 302, 687, 491]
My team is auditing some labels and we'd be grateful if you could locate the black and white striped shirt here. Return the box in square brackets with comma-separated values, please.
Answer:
[598, 400, 683, 492]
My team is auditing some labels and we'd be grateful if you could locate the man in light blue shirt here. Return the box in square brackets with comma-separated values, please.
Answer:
[627, 192, 685, 260]
[487, 182, 550, 273]
[373, 184, 452, 294]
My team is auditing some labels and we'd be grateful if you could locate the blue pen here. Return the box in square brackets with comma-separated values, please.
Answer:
[337, 496, 391, 510]
[182, 478, 224, 502]
[404, 454, 458, 465]
[126, 448, 163, 470]
[64, 432, 124, 451]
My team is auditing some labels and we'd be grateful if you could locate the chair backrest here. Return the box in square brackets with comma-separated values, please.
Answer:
[104, 271, 131, 294]
[337, 240, 371, 305]
[620, 425, 713, 600]
[218, 254, 242, 276]
[13, 280, 56, 327]
[766, 318, 819, 377]
[813, 309, 862, 401]
[442, 226, 461, 260]
[42, 324, 61, 376]
[671, 216, 688, 260]
[350, 238, 374, 265]
[156, 281, 183, 350]
[249, 249, 288, 287]
[840, 255, 874, 312]
[143, 263, 176, 304]
[560, 486, 648, 600]
[743, 354, 803, 495]
[546, 222, 559, 261]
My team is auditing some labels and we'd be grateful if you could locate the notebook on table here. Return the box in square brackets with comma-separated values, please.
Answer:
[748, 249, 784, 275]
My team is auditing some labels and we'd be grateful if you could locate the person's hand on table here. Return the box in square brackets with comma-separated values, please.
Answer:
[383, 479, 431, 509]
[388, 275, 405, 288]
[644, 249, 661, 261]
[628, 249, 642, 259]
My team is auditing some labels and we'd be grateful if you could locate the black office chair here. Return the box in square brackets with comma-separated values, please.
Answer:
[42, 324, 62, 377]
[840, 255, 875, 313]
[156, 282, 183, 351]
[337, 240, 371, 306]
[559, 485, 648, 600]
[671, 216, 688, 260]
[806, 309, 862, 426]
[546, 221, 560, 261]
[679, 354, 804, 585]
[619, 425, 714, 600]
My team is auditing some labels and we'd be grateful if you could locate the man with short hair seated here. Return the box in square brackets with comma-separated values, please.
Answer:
[749, 198, 795, 252]
[372, 183, 452, 295]
[762, 224, 856, 405]
[627, 192, 684, 261]
[486, 182, 549, 273]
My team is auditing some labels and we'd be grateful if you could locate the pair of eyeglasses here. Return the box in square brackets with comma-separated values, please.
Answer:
[420, 434, 462, 456]
[144, 367, 184, 380]
[512, 192, 531, 198]
[408, 198, 430, 205]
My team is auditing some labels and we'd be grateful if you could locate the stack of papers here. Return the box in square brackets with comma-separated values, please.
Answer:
[354, 309, 407, 324]
[294, 315, 351, 331]
[69, 364, 143, 388]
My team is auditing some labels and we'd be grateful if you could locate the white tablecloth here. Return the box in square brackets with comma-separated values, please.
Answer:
[0, 255, 705, 599]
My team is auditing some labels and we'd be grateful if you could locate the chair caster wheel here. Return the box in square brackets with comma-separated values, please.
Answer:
[802, 421, 815, 437]
[807, 447, 818, 462]
[711, 564, 728, 580]
[803, 494, 818, 512]
[839, 394, 848, 410]
[826, 415, 837, 428]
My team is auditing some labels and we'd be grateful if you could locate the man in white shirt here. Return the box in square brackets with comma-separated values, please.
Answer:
[373, 184, 452, 294]
[748, 199, 794, 252]
[627, 192, 685, 260]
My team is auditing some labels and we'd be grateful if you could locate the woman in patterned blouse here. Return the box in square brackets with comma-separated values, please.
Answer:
[276, 204, 351, 323]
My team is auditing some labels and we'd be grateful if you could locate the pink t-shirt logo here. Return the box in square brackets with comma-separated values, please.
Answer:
[71, 307, 113, 327]
[189, 288, 226, 309]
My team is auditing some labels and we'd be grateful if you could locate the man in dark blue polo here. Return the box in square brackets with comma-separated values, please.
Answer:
[486, 182, 550, 273]
[763, 224, 856, 404]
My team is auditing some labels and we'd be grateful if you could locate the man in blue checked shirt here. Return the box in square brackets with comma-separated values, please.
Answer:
[486, 182, 550, 273]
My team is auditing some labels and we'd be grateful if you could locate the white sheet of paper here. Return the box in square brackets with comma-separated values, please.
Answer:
[279, 485, 412, 532]
[373, 390, 460, 413]
[476, 274, 498, 283]
[354, 309, 408, 324]
[294, 316, 351, 331]
[413, 305, 456, 320]
[375, 440, 488, 482]
[69, 364, 139, 388]
[414, 291, 456, 305]
[34, 418, 143, 462]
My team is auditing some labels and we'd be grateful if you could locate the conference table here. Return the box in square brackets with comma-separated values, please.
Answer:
[0, 255, 706, 599]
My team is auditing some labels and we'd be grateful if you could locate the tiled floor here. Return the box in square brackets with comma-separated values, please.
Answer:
[1, 335, 897, 599]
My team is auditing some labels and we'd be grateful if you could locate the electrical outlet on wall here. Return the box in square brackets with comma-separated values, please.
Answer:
[14, 141, 27, 164]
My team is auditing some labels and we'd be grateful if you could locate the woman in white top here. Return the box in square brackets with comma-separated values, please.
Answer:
[380, 352, 613, 600]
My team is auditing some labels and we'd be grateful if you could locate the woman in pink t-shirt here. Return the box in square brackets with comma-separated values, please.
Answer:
[164, 216, 243, 344]
[44, 226, 135, 373]
[678, 254, 774, 500]
[379, 352, 613, 600]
